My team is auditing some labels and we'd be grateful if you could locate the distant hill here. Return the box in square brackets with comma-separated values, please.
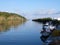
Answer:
[0, 12, 26, 24]
[0, 12, 26, 19]
[0, 12, 26, 32]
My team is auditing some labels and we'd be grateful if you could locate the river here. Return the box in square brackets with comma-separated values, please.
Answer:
[0, 20, 44, 45]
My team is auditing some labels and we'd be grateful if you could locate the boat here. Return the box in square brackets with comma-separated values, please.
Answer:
[49, 25, 56, 31]
[42, 22, 56, 33]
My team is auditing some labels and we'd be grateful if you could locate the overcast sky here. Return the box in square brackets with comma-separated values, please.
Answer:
[0, 0, 60, 19]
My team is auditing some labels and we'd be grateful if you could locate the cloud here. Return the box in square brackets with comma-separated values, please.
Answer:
[12, 9, 60, 19]
[33, 9, 60, 15]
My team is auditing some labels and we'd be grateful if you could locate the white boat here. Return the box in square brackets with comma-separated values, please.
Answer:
[42, 23, 55, 32]
[49, 25, 56, 30]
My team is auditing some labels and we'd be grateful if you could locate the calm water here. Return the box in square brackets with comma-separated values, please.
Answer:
[0, 20, 44, 45]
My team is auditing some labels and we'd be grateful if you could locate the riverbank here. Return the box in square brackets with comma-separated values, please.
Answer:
[0, 12, 26, 32]
[0, 12, 26, 24]
[32, 18, 60, 25]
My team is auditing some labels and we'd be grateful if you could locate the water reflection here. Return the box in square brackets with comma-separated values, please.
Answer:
[0, 21, 25, 32]
[40, 23, 60, 45]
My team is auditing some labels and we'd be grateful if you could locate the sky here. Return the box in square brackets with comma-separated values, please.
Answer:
[0, 0, 60, 19]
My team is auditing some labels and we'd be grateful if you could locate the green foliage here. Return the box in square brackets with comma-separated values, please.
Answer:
[52, 30, 60, 37]
[51, 19, 59, 25]
[32, 17, 60, 24]
[0, 12, 26, 32]
[32, 17, 52, 24]
[0, 12, 26, 19]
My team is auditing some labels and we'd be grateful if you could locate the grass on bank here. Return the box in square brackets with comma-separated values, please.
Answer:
[52, 30, 60, 37]
[0, 12, 26, 32]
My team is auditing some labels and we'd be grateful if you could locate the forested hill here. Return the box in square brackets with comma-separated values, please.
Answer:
[0, 12, 26, 24]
